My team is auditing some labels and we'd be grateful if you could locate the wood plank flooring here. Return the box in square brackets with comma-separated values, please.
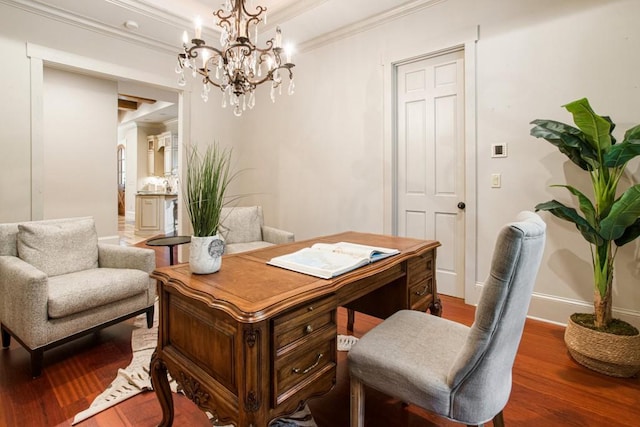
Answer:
[0, 240, 638, 426]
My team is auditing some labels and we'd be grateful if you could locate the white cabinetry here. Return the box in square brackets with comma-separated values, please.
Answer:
[147, 132, 177, 176]
[135, 194, 177, 235]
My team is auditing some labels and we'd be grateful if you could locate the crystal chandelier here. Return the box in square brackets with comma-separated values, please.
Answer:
[176, 0, 295, 117]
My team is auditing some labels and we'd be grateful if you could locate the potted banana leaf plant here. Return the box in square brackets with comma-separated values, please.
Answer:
[183, 143, 238, 274]
[530, 98, 640, 377]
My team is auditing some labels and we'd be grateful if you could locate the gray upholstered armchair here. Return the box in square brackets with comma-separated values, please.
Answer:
[348, 211, 546, 426]
[219, 206, 294, 254]
[0, 217, 156, 377]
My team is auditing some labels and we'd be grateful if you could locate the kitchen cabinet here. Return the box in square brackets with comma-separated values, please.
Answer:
[147, 132, 177, 176]
[135, 193, 177, 235]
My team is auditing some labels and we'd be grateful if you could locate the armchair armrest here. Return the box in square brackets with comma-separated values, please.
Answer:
[0, 256, 49, 347]
[262, 226, 295, 245]
[98, 244, 155, 273]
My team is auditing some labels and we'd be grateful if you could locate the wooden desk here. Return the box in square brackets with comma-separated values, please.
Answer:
[150, 232, 440, 426]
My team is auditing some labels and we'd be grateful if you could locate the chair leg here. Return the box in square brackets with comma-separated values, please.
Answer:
[493, 411, 505, 427]
[146, 304, 155, 329]
[1, 326, 10, 348]
[350, 376, 365, 427]
[31, 349, 43, 378]
[347, 309, 355, 332]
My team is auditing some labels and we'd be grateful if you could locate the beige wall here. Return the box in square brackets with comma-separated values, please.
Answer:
[43, 67, 118, 238]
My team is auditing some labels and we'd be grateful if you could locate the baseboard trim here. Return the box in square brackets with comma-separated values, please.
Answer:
[472, 283, 640, 329]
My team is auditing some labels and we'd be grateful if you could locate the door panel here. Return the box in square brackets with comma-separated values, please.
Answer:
[396, 50, 465, 298]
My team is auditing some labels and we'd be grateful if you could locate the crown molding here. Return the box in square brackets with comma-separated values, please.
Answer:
[298, 0, 447, 53]
[1, 0, 182, 54]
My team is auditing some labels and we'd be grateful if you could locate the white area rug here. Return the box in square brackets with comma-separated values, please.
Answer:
[71, 305, 357, 426]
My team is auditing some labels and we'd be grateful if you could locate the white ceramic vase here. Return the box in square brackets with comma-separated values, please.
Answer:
[189, 234, 225, 274]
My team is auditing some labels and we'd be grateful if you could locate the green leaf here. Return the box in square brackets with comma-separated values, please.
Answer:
[624, 123, 640, 141]
[599, 185, 640, 241]
[563, 98, 612, 152]
[604, 138, 640, 168]
[552, 185, 597, 226]
[615, 217, 640, 247]
[530, 120, 593, 170]
[535, 200, 602, 245]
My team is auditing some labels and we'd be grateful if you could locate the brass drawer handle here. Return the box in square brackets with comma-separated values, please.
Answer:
[307, 306, 314, 311]
[304, 324, 313, 334]
[292, 353, 323, 375]
[415, 283, 430, 296]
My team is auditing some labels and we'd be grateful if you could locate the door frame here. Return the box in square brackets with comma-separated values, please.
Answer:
[381, 25, 480, 304]
[26, 43, 190, 242]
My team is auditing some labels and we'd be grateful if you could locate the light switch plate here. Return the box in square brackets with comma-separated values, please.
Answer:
[491, 173, 501, 188]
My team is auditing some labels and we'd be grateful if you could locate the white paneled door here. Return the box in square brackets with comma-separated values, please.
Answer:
[396, 49, 465, 298]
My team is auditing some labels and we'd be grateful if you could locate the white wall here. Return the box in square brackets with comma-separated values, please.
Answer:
[43, 67, 118, 238]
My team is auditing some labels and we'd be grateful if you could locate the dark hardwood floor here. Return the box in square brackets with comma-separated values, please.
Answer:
[0, 240, 638, 426]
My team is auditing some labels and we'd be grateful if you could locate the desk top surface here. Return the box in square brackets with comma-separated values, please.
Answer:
[152, 231, 439, 322]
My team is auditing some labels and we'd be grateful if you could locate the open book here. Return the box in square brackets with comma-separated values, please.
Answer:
[267, 242, 400, 279]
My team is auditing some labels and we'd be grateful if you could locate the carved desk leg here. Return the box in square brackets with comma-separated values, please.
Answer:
[150, 349, 174, 427]
[430, 295, 443, 317]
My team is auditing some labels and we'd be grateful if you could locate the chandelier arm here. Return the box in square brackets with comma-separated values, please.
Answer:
[185, 45, 224, 62]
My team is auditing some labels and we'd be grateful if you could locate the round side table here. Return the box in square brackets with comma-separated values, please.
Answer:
[146, 235, 191, 265]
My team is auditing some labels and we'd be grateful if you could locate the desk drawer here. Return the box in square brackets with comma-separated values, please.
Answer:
[272, 295, 336, 355]
[273, 327, 336, 406]
[407, 251, 434, 287]
[409, 276, 433, 311]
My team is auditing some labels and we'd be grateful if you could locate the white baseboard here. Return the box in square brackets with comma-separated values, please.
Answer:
[471, 283, 640, 329]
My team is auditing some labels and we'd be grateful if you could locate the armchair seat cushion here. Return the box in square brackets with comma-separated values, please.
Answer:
[47, 268, 150, 319]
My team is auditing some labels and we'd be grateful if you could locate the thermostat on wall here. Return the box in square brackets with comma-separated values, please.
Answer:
[491, 143, 507, 158]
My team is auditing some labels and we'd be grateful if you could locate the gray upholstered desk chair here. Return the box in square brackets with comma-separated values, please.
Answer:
[348, 211, 546, 426]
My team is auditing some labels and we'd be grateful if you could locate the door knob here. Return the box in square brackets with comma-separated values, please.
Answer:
[457, 202, 466, 210]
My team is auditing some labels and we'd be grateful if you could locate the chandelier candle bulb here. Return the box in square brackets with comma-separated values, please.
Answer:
[194, 16, 202, 39]
[182, 30, 189, 44]
[275, 26, 282, 48]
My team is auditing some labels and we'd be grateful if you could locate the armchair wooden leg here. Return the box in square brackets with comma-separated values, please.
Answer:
[31, 349, 43, 378]
[350, 376, 365, 427]
[1, 326, 10, 348]
[146, 305, 155, 329]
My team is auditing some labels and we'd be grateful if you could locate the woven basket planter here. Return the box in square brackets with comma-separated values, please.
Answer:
[564, 316, 640, 378]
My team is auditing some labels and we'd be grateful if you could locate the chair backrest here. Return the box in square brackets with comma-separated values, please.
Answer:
[447, 211, 546, 422]
[0, 217, 94, 257]
[219, 206, 264, 244]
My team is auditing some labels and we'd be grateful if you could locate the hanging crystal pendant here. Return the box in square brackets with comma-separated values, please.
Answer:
[177, 72, 186, 87]
[248, 91, 256, 109]
[270, 84, 276, 103]
[288, 78, 295, 95]
[221, 93, 227, 108]
[233, 104, 242, 117]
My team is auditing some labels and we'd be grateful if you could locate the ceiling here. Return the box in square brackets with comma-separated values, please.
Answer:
[26, 0, 430, 51]
[22, 0, 435, 123]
